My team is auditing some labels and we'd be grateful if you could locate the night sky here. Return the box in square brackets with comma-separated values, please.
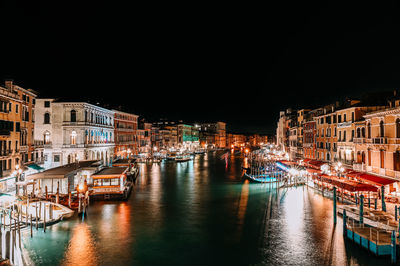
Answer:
[1, 3, 400, 134]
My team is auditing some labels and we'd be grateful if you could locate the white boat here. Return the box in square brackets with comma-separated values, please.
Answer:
[175, 153, 192, 162]
[29, 201, 75, 220]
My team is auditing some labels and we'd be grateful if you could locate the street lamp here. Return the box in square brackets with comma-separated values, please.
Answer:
[77, 179, 89, 215]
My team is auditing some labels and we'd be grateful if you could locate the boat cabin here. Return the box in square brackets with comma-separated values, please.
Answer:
[90, 167, 131, 199]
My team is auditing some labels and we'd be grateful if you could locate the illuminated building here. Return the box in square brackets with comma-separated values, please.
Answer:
[198, 122, 226, 149]
[361, 103, 400, 189]
[34, 99, 115, 169]
[303, 108, 323, 160]
[315, 103, 339, 163]
[177, 124, 199, 151]
[113, 110, 138, 158]
[137, 121, 152, 154]
[335, 105, 383, 167]
[0, 80, 39, 192]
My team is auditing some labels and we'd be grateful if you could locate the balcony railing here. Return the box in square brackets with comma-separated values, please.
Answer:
[353, 137, 366, 144]
[371, 137, 387, 144]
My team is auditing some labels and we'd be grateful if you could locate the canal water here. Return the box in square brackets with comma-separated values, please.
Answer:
[22, 152, 390, 265]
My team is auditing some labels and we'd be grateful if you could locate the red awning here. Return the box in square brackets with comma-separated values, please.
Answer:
[306, 168, 322, 174]
[304, 160, 326, 170]
[319, 174, 378, 192]
[346, 171, 396, 186]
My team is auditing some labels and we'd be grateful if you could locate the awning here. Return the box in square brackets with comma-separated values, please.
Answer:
[304, 160, 326, 170]
[346, 171, 396, 186]
[27, 164, 44, 171]
[319, 174, 378, 192]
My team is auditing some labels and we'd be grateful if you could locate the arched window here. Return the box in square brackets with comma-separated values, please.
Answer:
[44, 131, 50, 144]
[361, 127, 365, 138]
[71, 110, 77, 122]
[356, 128, 361, 138]
[71, 130, 77, 145]
[44, 113, 50, 124]
[367, 122, 371, 138]
[396, 118, 400, 138]
[367, 149, 371, 166]
[380, 120, 384, 137]
[394, 150, 400, 171]
[85, 130, 89, 144]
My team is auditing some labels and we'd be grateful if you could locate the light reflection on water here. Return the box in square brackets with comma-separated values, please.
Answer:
[23, 153, 391, 265]
[61, 223, 98, 266]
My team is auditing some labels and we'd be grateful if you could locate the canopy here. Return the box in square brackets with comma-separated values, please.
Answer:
[91, 167, 127, 179]
[304, 160, 326, 170]
[319, 174, 378, 192]
[27, 164, 44, 171]
[346, 171, 396, 186]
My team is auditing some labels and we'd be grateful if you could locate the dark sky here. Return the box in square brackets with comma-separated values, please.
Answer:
[1, 2, 400, 134]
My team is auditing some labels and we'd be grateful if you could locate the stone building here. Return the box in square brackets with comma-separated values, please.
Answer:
[34, 99, 115, 169]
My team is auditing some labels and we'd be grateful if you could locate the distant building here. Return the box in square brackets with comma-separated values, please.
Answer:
[177, 124, 199, 151]
[137, 121, 152, 154]
[198, 122, 226, 149]
[113, 110, 138, 158]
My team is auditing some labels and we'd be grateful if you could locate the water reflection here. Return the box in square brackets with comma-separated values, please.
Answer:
[24, 153, 392, 265]
[61, 223, 98, 266]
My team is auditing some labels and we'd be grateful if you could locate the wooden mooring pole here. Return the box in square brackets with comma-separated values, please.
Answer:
[392, 230, 396, 264]
[382, 186, 386, 212]
[343, 209, 347, 236]
[360, 195, 364, 225]
[333, 187, 337, 224]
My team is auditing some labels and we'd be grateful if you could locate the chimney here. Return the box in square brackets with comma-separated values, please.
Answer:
[4, 80, 13, 91]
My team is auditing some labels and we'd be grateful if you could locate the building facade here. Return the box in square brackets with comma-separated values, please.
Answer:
[113, 110, 138, 158]
[34, 99, 115, 169]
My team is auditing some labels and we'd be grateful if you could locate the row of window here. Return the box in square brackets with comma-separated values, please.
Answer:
[317, 112, 355, 125]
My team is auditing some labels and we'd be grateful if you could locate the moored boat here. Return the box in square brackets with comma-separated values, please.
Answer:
[90, 167, 133, 200]
[175, 153, 192, 162]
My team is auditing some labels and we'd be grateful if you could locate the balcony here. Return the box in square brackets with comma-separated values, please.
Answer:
[353, 137, 366, 144]
[371, 137, 387, 145]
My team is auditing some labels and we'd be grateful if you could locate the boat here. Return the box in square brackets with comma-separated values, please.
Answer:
[175, 153, 192, 162]
[244, 172, 284, 183]
[166, 151, 177, 161]
[113, 158, 139, 181]
[90, 166, 134, 200]
[194, 149, 206, 154]
[19, 201, 74, 227]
